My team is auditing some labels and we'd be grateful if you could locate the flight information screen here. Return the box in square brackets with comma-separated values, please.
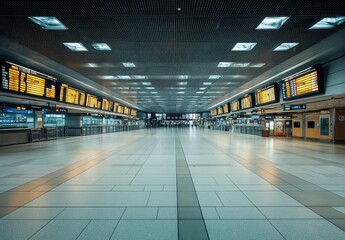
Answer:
[223, 103, 229, 113]
[1, 60, 56, 99]
[124, 107, 130, 115]
[210, 109, 217, 116]
[281, 65, 324, 101]
[231, 100, 240, 112]
[86, 93, 101, 109]
[57, 83, 86, 106]
[131, 109, 137, 116]
[241, 94, 253, 110]
[101, 98, 114, 112]
[117, 105, 124, 114]
[217, 106, 223, 114]
[255, 84, 278, 106]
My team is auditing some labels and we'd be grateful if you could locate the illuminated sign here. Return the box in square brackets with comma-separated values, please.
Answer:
[1, 60, 56, 99]
[217, 106, 223, 115]
[117, 105, 124, 114]
[101, 98, 114, 112]
[223, 103, 229, 113]
[85, 93, 101, 109]
[282, 65, 324, 101]
[231, 100, 240, 112]
[131, 109, 137, 116]
[240, 94, 254, 110]
[254, 83, 279, 106]
[124, 107, 130, 115]
[57, 83, 86, 106]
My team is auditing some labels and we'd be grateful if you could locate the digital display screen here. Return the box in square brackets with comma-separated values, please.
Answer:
[210, 109, 217, 116]
[101, 98, 114, 112]
[113, 103, 118, 113]
[241, 94, 253, 110]
[255, 84, 278, 106]
[57, 83, 86, 106]
[231, 100, 240, 112]
[282, 65, 324, 101]
[124, 107, 130, 115]
[85, 93, 101, 109]
[117, 105, 124, 114]
[1, 60, 56, 99]
[217, 106, 223, 115]
[131, 109, 137, 116]
[223, 104, 229, 113]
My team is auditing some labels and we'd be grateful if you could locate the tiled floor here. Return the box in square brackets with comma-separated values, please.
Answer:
[0, 127, 345, 239]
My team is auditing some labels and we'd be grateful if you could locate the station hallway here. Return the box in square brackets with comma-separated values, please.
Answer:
[1, 128, 345, 240]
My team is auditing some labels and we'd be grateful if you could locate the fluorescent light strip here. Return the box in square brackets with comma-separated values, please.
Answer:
[274, 43, 299, 51]
[217, 62, 232, 67]
[29, 16, 68, 30]
[232, 43, 257, 51]
[92, 43, 111, 50]
[122, 62, 136, 67]
[256, 17, 289, 29]
[310, 17, 345, 29]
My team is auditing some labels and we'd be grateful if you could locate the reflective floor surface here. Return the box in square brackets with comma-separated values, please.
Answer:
[0, 128, 345, 239]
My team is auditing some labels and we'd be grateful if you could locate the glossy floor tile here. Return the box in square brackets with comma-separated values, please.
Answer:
[1, 128, 345, 239]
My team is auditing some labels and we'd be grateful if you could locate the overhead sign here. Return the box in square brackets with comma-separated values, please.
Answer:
[290, 104, 307, 110]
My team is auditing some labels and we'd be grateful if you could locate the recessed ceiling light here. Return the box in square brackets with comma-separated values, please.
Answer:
[231, 62, 250, 67]
[199, 87, 207, 90]
[117, 75, 131, 79]
[178, 82, 188, 85]
[256, 17, 289, 29]
[203, 82, 212, 85]
[196, 91, 204, 94]
[145, 87, 155, 89]
[178, 87, 186, 90]
[28, 16, 68, 30]
[232, 43, 257, 51]
[86, 63, 100, 67]
[309, 17, 345, 29]
[178, 75, 188, 79]
[134, 75, 147, 79]
[141, 82, 151, 85]
[122, 62, 136, 67]
[217, 62, 232, 67]
[209, 75, 222, 79]
[99, 75, 116, 80]
[150, 92, 158, 94]
[177, 92, 185, 94]
[127, 82, 139, 85]
[274, 43, 299, 51]
[249, 63, 266, 67]
[91, 43, 111, 51]
[63, 42, 88, 51]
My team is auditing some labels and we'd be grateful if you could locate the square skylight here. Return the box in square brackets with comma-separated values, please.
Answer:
[309, 17, 345, 29]
[141, 82, 151, 85]
[122, 62, 136, 67]
[209, 75, 222, 79]
[196, 91, 204, 94]
[274, 43, 299, 51]
[63, 43, 88, 51]
[203, 82, 212, 85]
[199, 87, 207, 90]
[117, 75, 131, 79]
[177, 92, 185, 94]
[145, 87, 155, 89]
[232, 43, 257, 51]
[99, 75, 116, 80]
[91, 43, 111, 51]
[178, 87, 186, 90]
[150, 92, 158, 94]
[249, 63, 266, 67]
[178, 82, 188, 85]
[134, 75, 147, 79]
[28, 16, 68, 30]
[231, 62, 250, 67]
[217, 62, 232, 67]
[256, 17, 289, 29]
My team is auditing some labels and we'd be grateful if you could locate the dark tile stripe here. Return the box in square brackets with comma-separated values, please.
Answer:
[175, 134, 209, 240]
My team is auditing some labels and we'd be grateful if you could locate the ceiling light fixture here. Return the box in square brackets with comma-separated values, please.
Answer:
[63, 42, 88, 51]
[274, 43, 299, 51]
[256, 17, 289, 29]
[232, 43, 257, 51]
[122, 62, 136, 67]
[209, 75, 222, 79]
[309, 17, 345, 29]
[28, 16, 68, 30]
[217, 62, 232, 67]
[91, 43, 111, 50]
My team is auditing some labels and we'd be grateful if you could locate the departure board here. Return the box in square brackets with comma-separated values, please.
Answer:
[131, 109, 137, 116]
[1, 60, 56, 99]
[85, 93, 101, 109]
[254, 84, 279, 106]
[217, 106, 223, 115]
[223, 103, 229, 113]
[124, 107, 130, 115]
[113, 103, 118, 113]
[117, 105, 124, 114]
[57, 83, 86, 106]
[281, 65, 324, 101]
[210, 109, 217, 116]
[101, 98, 114, 112]
[231, 100, 240, 112]
[241, 94, 253, 110]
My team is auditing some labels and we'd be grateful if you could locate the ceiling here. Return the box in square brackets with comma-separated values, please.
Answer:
[1, 1, 345, 113]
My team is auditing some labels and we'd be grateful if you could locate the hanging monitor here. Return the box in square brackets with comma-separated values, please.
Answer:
[240, 94, 254, 110]
[231, 99, 241, 112]
[281, 65, 324, 101]
[254, 83, 279, 106]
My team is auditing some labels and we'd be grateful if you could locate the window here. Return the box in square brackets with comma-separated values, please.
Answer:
[293, 121, 301, 128]
[307, 121, 315, 128]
